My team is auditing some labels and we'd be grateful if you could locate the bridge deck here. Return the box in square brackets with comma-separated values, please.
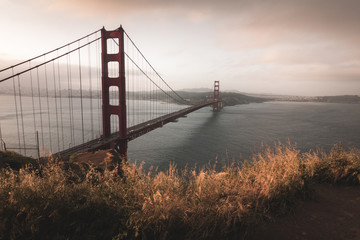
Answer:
[55, 101, 220, 160]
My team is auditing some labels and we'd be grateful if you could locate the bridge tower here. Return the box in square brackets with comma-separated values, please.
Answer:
[101, 26, 127, 157]
[213, 81, 222, 111]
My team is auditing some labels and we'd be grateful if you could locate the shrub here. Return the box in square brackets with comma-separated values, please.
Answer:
[1, 143, 359, 239]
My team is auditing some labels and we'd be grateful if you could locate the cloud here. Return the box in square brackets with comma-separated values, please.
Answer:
[36, 0, 360, 57]
[31, 0, 360, 47]
[6, 0, 360, 95]
[216, 0, 360, 48]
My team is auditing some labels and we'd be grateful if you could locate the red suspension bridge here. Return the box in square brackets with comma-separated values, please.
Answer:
[0, 26, 222, 159]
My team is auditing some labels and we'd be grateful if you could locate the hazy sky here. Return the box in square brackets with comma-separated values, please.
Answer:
[1, 0, 360, 96]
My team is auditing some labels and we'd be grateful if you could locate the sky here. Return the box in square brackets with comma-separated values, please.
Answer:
[1, 0, 360, 96]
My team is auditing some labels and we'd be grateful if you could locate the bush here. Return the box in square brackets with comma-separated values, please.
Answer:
[0, 143, 359, 239]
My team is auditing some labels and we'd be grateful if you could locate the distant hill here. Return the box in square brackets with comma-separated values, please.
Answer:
[270, 95, 360, 104]
[312, 95, 360, 104]
[235, 92, 360, 104]
[2, 85, 357, 105]
[177, 91, 270, 106]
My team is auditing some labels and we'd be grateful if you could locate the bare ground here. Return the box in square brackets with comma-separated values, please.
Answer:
[246, 183, 360, 240]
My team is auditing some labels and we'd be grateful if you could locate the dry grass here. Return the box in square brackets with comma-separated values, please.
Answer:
[0, 142, 359, 239]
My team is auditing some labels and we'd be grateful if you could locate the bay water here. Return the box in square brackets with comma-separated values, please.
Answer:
[1, 94, 360, 172]
[128, 101, 360, 171]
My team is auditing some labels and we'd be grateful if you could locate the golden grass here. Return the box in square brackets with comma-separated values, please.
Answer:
[0, 142, 359, 239]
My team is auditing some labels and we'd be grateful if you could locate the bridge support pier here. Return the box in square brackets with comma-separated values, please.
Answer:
[101, 26, 127, 159]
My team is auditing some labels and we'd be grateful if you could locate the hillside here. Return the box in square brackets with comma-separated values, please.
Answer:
[260, 94, 360, 104]
[1, 143, 359, 239]
[0, 89, 269, 107]
[177, 91, 270, 106]
[312, 95, 360, 104]
[1, 86, 358, 105]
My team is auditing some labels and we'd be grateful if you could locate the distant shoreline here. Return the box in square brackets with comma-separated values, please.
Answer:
[270, 95, 360, 104]
[1, 90, 359, 105]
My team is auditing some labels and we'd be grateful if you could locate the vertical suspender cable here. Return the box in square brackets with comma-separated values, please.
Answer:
[155, 72, 157, 117]
[53, 61, 60, 152]
[36, 68, 44, 148]
[125, 44, 131, 127]
[78, 44, 85, 143]
[147, 64, 149, 121]
[138, 51, 140, 124]
[134, 41, 137, 125]
[17, 75, 26, 155]
[132, 47, 135, 126]
[137, 52, 139, 125]
[125, 43, 129, 127]
[153, 71, 155, 118]
[44, 56, 53, 152]
[151, 65, 153, 120]
[125, 37, 128, 127]
[151, 65, 154, 116]
[151, 69, 154, 118]
[128, 37, 131, 126]
[57, 51, 65, 150]
[29, 62, 37, 143]
[67, 51, 74, 146]
[143, 64, 145, 121]
[12, 69, 21, 153]
[96, 36, 101, 137]
[155, 72, 158, 117]
[69, 50, 75, 145]
[88, 37, 94, 140]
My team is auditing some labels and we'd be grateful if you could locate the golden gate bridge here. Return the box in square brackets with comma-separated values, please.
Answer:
[0, 26, 222, 159]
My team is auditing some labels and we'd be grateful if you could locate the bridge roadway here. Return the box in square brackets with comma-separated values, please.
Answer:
[55, 101, 220, 160]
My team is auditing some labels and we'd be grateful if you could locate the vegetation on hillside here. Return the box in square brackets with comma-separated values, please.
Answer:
[0, 143, 359, 239]
[0, 151, 38, 170]
[311, 95, 360, 104]
[268, 94, 360, 104]
[177, 91, 269, 106]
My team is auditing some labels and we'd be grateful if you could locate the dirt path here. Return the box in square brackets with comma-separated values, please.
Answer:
[247, 184, 360, 240]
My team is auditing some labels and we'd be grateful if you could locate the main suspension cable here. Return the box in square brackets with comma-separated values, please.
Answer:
[123, 31, 189, 105]
[0, 29, 101, 73]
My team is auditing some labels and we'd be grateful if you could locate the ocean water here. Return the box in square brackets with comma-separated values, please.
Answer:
[128, 102, 360, 171]
[1, 94, 360, 171]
